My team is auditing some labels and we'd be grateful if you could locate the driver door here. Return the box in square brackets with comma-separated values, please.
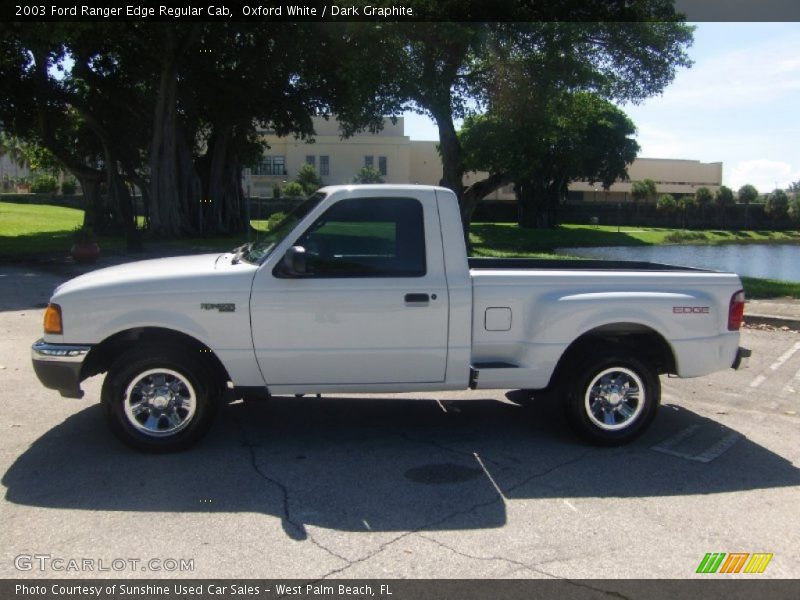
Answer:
[250, 192, 449, 387]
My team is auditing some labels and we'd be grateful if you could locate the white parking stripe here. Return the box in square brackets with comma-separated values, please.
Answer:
[770, 342, 800, 372]
[780, 365, 800, 397]
[651, 426, 741, 463]
[749, 341, 800, 388]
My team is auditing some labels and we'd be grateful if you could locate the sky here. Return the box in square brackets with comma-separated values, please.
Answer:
[403, 22, 800, 193]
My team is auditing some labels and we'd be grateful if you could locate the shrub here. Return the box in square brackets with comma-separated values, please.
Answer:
[30, 175, 58, 194]
[295, 163, 322, 195]
[737, 184, 758, 204]
[656, 194, 677, 214]
[714, 185, 734, 207]
[765, 189, 789, 219]
[664, 230, 708, 243]
[788, 197, 800, 223]
[353, 166, 384, 184]
[694, 187, 713, 206]
[282, 182, 305, 198]
[61, 178, 78, 195]
[678, 195, 696, 211]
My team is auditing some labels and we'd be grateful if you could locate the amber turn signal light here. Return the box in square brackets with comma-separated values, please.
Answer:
[43, 303, 63, 334]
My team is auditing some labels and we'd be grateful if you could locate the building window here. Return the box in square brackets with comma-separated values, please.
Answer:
[378, 156, 387, 176]
[320, 155, 330, 176]
[364, 155, 374, 169]
[252, 156, 286, 176]
[306, 155, 316, 168]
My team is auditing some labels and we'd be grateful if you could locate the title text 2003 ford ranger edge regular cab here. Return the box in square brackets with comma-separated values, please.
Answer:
[32, 185, 750, 452]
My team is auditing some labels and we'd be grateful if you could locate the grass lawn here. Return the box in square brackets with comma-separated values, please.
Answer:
[0, 201, 87, 256]
[2, 201, 799, 299]
[0, 201, 247, 258]
[740, 277, 800, 300]
[0, 201, 83, 234]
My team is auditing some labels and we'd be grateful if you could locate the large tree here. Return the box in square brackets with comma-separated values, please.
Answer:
[0, 22, 404, 238]
[632, 179, 658, 206]
[714, 185, 734, 228]
[384, 8, 693, 236]
[460, 92, 639, 228]
[738, 183, 758, 228]
[0, 24, 153, 245]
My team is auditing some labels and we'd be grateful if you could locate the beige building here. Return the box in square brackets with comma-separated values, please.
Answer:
[244, 117, 413, 197]
[245, 117, 723, 201]
[568, 158, 723, 203]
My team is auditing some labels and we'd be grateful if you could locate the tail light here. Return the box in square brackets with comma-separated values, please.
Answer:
[728, 290, 745, 331]
[43, 303, 63, 334]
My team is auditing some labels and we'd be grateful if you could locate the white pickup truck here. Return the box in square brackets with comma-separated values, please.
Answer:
[32, 185, 749, 451]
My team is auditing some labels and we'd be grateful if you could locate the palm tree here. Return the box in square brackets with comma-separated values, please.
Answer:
[0, 132, 29, 180]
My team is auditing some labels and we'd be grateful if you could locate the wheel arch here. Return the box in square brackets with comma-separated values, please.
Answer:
[549, 321, 676, 390]
[81, 327, 231, 388]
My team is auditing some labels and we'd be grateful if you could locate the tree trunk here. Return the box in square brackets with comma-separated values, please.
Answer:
[461, 173, 512, 237]
[518, 179, 556, 229]
[197, 127, 248, 235]
[433, 114, 469, 239]
[77, 175, 103, 230]
[104, 151, 142, 251]
[148, 29, 200, 237]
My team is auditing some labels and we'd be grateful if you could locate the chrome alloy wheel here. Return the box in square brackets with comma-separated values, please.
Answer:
[123, 368, 197, 437]
[584, 367, 645, 431]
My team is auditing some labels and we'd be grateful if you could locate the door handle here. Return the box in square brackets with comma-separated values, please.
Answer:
[404, 293, 429, 304]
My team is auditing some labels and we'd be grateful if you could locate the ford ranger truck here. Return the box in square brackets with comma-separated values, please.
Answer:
[31, 185, 750, 451]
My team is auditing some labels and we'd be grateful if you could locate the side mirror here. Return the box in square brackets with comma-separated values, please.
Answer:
[281, 245, 307, 277]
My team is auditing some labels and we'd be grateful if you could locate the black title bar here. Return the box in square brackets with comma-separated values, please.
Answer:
[4, 579, 800, 600]
[2, 0, 800, 23]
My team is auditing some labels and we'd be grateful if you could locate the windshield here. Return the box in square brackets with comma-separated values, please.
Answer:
[240, 192, 326, 264]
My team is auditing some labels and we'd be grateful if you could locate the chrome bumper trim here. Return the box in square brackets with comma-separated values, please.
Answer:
[31, 339, 91, 363]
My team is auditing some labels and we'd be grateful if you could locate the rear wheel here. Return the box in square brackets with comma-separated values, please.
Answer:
[564, 354, 659, 446]
[102, 345, 220, 452]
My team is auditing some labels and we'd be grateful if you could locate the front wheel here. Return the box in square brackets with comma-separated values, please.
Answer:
[102, 345, 220, 452]
[564, 354, 660, 446]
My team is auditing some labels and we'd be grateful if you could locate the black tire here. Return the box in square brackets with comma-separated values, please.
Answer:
[101, 345, 220, 452]
[563, 353, 660, 446]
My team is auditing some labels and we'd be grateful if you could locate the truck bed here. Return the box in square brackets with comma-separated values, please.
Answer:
[468, 257, 709, 272]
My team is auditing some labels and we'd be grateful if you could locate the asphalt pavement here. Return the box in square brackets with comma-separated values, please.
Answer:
[0, 263, 798, 580]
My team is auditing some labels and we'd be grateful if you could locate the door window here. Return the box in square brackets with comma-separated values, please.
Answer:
[294, 197, 426, 277]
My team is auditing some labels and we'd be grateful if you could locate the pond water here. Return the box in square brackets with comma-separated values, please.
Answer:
[556, 244, 800, 282]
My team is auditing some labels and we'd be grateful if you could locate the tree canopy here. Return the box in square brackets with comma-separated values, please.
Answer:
[295, 163, 322, 196]
[460, 92, 639, 227]
[0, 8, 694, 241]
[0, 22, 403, 239]
[765, 189, 789, 220]
[353, 166, 384, 184]
[381, 12, 693, 232]
[737, 184, 758, 204]
[632, 179, 658, 205]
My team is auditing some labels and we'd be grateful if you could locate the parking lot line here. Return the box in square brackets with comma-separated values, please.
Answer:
[651, 425, 742, 463]
[749, 341, 800, 388]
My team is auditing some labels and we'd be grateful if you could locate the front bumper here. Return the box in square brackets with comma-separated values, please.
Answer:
[732, 346, 751, 370]
[31, 339, 92, 398]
